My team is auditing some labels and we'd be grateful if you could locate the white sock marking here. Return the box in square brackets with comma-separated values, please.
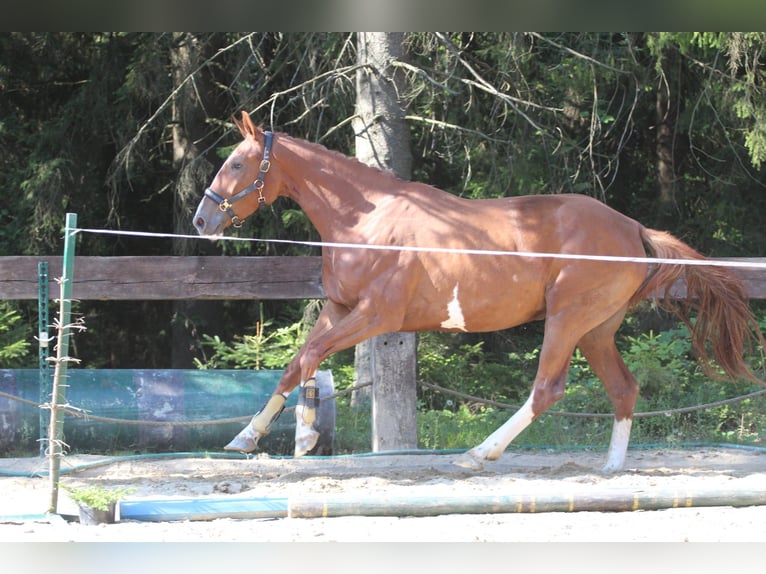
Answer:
[469, 392, 537, 461]
[602, 418, 632, 472]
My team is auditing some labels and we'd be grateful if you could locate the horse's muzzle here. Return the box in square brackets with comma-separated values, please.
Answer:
[192, 196, 227, 236]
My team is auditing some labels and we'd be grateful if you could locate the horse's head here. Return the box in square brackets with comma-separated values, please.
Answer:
[193, 111, 279, 235]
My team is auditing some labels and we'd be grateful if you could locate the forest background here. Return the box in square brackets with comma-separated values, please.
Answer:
[2, 32, 766, 450]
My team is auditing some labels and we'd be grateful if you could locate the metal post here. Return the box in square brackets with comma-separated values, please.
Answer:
[38, 261, 50, 458]
[47, 213, 77, 515]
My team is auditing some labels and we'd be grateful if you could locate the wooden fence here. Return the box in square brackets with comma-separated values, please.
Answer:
[2, 255, 766, 301]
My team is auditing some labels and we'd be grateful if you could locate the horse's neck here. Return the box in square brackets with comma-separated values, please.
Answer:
[278, 137, 395, 240]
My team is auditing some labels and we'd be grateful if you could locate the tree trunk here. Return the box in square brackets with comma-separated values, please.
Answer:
[169, 33, 218, 368]
[351, 32, 417, 451]
[655, 46, 679, 225]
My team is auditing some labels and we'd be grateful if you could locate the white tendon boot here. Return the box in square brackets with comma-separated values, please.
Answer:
[224, 393, 286, 452]
[294, 377, 320, 457]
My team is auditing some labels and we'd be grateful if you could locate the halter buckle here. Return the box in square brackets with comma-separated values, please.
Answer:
[259, 159, 271, 173]
[219, 199, 231, 212]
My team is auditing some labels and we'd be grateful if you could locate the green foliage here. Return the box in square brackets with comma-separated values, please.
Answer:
[732, 87, 766, 170]
[333, 398, 372, 453]
[623, 327, 704, 399]
[62, 484, 136, 511]
[0, 302, 32, 368]
[417, 332, 534, 409]
[418, 404, 507, 450]
[194, 318, 307, 370]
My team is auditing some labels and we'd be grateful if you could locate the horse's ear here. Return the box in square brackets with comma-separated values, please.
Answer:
[233, 111, 258, 138]
[233, 113, 245, 137]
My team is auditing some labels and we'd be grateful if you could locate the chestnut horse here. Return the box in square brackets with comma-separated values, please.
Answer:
[193, 111, 764, 472]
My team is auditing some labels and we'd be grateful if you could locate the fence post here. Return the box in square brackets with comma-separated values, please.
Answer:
[371, 332, 418, 451]
[47, 213, 77, 514]
[38, 261, 50, 458]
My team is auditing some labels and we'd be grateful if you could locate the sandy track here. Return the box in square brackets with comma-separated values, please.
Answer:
[1, 446, 765, 542]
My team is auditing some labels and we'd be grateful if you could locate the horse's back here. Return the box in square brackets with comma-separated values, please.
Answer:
[467, 193, 646, 258]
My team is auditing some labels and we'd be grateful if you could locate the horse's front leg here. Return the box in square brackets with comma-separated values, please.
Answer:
[224, 301, 348, 454]
[223, 359, 320, 455]
[293, 371, 321, 457]
[223, 359, 301, 453]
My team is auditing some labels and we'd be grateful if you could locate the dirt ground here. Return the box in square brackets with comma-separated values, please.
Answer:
[1, 446, 765, 542]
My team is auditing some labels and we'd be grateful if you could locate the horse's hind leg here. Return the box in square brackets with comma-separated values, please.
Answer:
[457, 274, 642, 471]
[457, 318, 579, 470]
[576, 308, 639, 473]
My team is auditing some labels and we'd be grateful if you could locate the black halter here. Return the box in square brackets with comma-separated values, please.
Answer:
[204, 131, 274, 228]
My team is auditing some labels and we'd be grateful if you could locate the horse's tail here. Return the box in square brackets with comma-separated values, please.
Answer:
[631, 227, 766, 387]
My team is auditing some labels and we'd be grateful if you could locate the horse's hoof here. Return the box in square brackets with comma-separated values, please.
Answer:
[294, 425, 319, 457]
[455, 450, 485, 471]
[223, 424, 260, 453]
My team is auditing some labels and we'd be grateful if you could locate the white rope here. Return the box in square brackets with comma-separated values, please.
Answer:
[74, 227, 766, 270]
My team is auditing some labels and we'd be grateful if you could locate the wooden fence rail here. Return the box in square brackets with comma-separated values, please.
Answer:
[0, 256, 325, 300]
[1, 256, 765, 301]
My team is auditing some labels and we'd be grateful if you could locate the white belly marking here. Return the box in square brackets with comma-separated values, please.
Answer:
[440, 285, 467, 331]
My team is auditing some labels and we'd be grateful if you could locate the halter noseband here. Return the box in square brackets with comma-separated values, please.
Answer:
[204, 131, 274, 228]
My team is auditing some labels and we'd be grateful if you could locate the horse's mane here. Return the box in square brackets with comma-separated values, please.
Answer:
[275, 130, 408, 185]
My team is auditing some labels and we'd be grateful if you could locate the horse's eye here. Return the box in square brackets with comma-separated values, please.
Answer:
[231, 161, 243, 170]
